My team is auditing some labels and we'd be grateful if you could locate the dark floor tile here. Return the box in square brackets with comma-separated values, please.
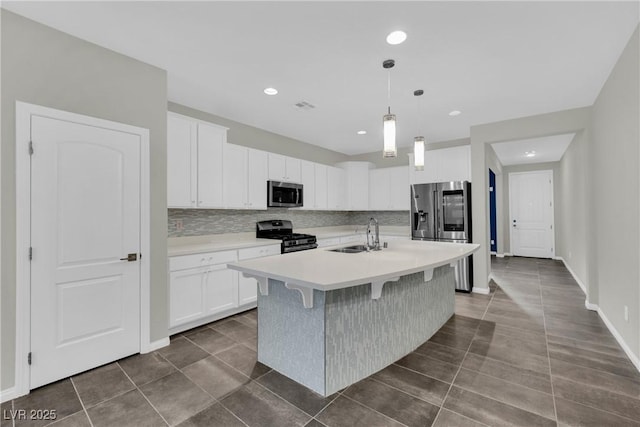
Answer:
[395, 352, 459, 383]
[372, 364, 450, 406]
[256, 370, 336, 417]
[241, 336, 258, 352]
[462, 353, 552, 394]
[468, 338, 550, 374]
[453, 368, 555, 419]
[432, 409, 487, 427]
[222, 382, 310, 427]
[482, 312, 545, 334]
[454, 306, 486, 320]
[551, 358, 640, 399]
[545, 317, 610, 336]
[471, 330, 548, 358]
[234, 311, 258, 329]
[184, 328, 236, 355]
[553, 376, 640, 422]
[158, 337, 209, 369]
[546, 334, 625, 358]
[48, 411, 90, 427]
[1, 400, 13, 427]
[546, 324, 619, 347]
[118, 352, 176, 387]
[86, 389, 165, 427]
[443, 314, 482, 330]
[182, 356, 249, 400]
[555, 397, 640, 427]
[303, 420, 327, 427]
[211, 320, 256, 343]
[443, 386, 555, 427]
[548, 342, 640, 379]
[176, 403, 245, 427]
[543, 305, 605, 326]
[316, 395, 403, 427]
[492, 290, 542, 306]
[215, 344, 270, 379]
[343, 378, 440, 427]
[429, 327, 475, 351]
[486, 300, 544, 321]
[474, 319, 546, 344]
[414, 341, 467, 366]
[71, 363, 134, 408]
[140, 371, 213, 426]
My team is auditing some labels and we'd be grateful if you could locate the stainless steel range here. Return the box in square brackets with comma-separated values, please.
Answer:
[256, 220, 318, 254]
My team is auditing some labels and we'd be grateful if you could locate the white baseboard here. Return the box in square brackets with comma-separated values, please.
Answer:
[472, 286, 491, 295]
[504, 252, 513, 257]
[490, 251, 497, 255]
[0, 386, 19, 403]
[556, 257, 588, 296]
[585, 300, 598, 311]
[496, 253, 505, 258]
[144, 337, 170, 353]
[596, 305, 640, 372]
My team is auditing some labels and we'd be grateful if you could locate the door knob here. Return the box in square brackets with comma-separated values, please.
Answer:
[120, 253, 138, 262]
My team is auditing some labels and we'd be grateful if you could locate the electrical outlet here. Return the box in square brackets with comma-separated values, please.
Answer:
[175, 219, 184, 231]
[624, 305, 629, 322]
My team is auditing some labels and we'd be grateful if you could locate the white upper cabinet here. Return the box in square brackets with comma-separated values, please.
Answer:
[409, 145, 471, 184]
[167, 113, 227, 208]
[327, 166, 346, 210]
[314, 164, 328, 210]
[223, 144, 268, 210]
[268, 153, 301, 183]
[338, 162, 372, 211]
[369, 166, 409, 211]
[299, 160, 316, 210]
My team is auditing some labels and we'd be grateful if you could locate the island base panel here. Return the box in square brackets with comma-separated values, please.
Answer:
[257, 265, 455, 396]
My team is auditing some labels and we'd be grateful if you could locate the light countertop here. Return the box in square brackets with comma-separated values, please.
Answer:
[227, 239, 479, 292]
[168, 225, 410, 256]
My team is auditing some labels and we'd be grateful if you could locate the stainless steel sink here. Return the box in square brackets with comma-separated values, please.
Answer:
[328, 244, 369, 253]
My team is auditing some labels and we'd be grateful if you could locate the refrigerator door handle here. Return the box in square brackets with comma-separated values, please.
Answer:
[434, 190, 440, 237]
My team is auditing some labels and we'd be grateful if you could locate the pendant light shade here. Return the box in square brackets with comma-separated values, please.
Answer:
[383, 113, 397, 158]
[414, 136, 425, 170]
[382, 59, 397, 158]
[413, 89, 425, 171]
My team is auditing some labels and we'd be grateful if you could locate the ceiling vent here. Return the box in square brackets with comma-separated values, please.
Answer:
[294, 100, 316, 111]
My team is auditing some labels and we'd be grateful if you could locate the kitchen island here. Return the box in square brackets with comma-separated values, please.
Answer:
[228, 239, 479, 396]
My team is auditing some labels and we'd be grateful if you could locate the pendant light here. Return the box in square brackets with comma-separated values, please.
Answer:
[413, 89, 425, 171]
[382, 59, 397, 158]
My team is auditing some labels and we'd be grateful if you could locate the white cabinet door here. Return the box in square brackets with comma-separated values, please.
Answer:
[167, 114, 196, 207]
[285, 157, 302, 183]
[300, 160, 316, 209]
[170, 268, 206, 327]
[315, 164, 328, 210]
[238, 274, 258, 305]
[223, 143, 247, 208]
[197, 122, 225, 208]
[247, 148, 268, 209]
[369, 169, 391, 210]
[268, 153, 286, 181]
[327, 166, 346, 210]
[204, 266, 238, 315]
[439, 145, 471, 182]
[389, 166, 410, 210]
[343, 162, 370, 210]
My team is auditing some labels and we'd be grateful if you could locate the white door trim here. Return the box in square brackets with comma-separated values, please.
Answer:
[508, 170, 555, 258]
[15, 101, 151, 398]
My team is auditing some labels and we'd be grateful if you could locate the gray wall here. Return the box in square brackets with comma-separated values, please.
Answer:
[1, 11, 169, 390]
[168, 209, 409, 237]
[168, 102, 348, 166]
[500, 161, 562, 255]
[588, 25, 639, 357]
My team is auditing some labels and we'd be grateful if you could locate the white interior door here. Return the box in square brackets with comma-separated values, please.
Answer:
[30, 115, 141, 389]
[509, 170, 554, 258]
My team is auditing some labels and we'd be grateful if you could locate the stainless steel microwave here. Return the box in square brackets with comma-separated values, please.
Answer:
[267, 181, 303, 208]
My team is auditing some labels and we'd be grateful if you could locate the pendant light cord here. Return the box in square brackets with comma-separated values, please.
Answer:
[387, 70, 391, 113]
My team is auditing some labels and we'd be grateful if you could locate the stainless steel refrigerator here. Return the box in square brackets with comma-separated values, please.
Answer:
[411, 181, 473, 292]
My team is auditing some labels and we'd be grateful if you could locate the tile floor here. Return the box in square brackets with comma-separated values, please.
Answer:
[3, 257, 640, 426]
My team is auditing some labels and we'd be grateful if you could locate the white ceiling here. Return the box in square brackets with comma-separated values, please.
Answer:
[3, 2, 638, 156]
[492, 133, 575, 166]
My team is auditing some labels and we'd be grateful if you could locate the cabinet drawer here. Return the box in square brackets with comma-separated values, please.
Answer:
[238, 244, 281, 260]
[170, 250, 237, 271]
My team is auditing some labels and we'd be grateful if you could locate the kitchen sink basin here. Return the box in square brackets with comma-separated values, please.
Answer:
[328, 244, 369, 253]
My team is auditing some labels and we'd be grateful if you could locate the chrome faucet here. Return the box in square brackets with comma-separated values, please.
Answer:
[366, 217, 381, 251]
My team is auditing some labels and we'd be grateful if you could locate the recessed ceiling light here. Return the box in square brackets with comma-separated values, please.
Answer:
[264, 87, 278, 95]
[449, 110, 461, 116]
[386, 31, 407, 45]
[525, 151, 536, 157]
[357, 130, 367, 135]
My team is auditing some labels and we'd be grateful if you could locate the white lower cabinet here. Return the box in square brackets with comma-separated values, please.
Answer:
[169, 244, 280, 333]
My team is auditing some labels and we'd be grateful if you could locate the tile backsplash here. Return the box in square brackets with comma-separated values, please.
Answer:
[168, 209, 409, 237]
